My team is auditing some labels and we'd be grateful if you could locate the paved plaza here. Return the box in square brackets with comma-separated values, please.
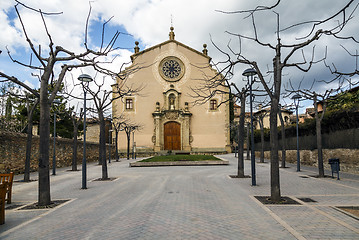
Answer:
[1, 154, 359, 239]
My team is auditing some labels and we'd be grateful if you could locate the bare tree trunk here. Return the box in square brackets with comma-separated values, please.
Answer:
[38, 79, 51, 206]
[316, 116, 324, 177]
[126, 131, 131, 160]
[98, 135, 102, 165]
[24, 116, 33, 182]
[99, 114, 108, 180]
[280, 124, 286, 168]
[278, 110, 286, 168]
[314, 96, 325, 177]
[270, 56, 281, 202]
[115, 130, 119, 161]
[237, 96, 246, 177]
[72, 123, 78, 171]
[259, 120, 265, 163]
[270, 97, 281, 202]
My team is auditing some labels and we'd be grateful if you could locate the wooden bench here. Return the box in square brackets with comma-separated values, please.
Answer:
[0, 182, 8, 224]
[0, 172, 14, 204]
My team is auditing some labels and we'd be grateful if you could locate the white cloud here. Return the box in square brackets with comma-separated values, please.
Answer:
[0, 0, 358, 112]
[0, 8, 26, 52]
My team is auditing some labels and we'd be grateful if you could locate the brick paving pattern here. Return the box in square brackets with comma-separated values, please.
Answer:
[0, 154, 358, 239]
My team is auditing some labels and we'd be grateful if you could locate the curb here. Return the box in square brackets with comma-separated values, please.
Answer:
[129, 160, 229, 167]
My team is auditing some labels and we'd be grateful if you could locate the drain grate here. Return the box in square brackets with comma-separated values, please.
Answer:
[298, 197, 317, 203]
[299, 176, 309, 178]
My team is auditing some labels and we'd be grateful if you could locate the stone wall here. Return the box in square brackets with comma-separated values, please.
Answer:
[0, 131, 157, 174]
[0, 131, 101, 174]
[255, 149, 359, 175]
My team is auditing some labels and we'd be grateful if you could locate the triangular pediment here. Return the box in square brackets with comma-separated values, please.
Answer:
[130, 39, 211, 62]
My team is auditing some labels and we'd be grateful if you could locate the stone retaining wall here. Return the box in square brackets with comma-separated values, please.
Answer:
[0, 131, 161, 174]
[255, 149, 359, 174]
[0, 131, 100, 174]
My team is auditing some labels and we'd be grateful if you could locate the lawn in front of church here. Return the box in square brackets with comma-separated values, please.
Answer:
[139, 155, 220, 162]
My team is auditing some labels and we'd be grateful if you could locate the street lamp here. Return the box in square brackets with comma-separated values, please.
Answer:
[52, 98, 61, 176]
[78, 73, 93, 189]
[246, 122, 250, 160]
[292, 93, 301, 172]
[242, 68, 257, 186]
[109, 129, 113, 163]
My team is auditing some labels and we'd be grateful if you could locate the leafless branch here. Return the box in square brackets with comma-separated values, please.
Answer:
[281, 0, 358, 42]
[15, 0, 63, 15]
[216, 0, 280, 16]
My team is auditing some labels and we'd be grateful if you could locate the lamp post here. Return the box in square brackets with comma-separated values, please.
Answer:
[109, 129, 113, 163]
[52, 99, 61, 176]
[246, 122, 250, 160]
[292, 93, 301, 172]
[243, 68, 257, 186]
[78, 73, 93, 189]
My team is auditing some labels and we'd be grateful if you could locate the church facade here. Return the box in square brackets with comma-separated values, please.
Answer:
[112, 28, 231, 154]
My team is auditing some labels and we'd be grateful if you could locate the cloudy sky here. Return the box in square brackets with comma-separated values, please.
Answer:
[1, 0, 358, 112]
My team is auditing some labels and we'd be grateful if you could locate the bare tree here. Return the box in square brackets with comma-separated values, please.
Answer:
[253, 103, 270, 164]
[230, 86, 248, 178]
[190, 60, 251, 177]
[119, 121, 142, 160]
[288, 80, 339, 177]
[112, 115, 128, 161]
[216, 0, 357, 202]
[0, 2, 129, 205]
[23, 94, 39, 181]
[68, 74, 143, 180]
[277, 104, 292, 168]
[69, 107, 83, 171]
[2, 89, 39, 182]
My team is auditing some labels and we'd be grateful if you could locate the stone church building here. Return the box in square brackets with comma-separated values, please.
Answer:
[112, 28, 230, 154]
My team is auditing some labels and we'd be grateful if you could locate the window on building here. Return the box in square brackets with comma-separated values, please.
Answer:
[210, 99, 217, 111]
[125, 98, 133, 110]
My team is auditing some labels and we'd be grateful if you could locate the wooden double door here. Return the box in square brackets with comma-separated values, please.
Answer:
[164, 122, 181, 150]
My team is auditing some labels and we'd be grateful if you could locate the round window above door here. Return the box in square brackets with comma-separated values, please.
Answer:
[159, 56, 185, 82]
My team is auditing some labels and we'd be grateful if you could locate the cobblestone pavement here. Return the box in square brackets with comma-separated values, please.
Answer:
[1, 154, 358, 239]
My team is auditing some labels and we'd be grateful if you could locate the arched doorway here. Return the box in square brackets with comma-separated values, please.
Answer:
[164, 122, 181, 150]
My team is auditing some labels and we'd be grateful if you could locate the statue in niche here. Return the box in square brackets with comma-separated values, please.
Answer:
[155, 102, 160, 112]
[169, 94, 175, 110]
